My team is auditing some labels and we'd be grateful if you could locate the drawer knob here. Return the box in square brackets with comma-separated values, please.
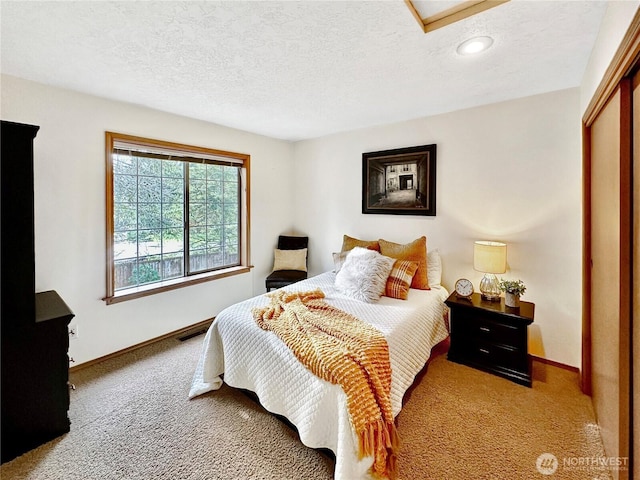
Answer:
[479, 348, 490, 354]
[479, 326, 491, 332]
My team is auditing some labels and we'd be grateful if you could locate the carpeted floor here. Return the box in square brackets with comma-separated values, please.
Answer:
[1, 334, 611, 480]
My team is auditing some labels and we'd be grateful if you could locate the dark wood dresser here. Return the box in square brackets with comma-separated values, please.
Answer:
[445, 292, 534, 387]
[1, 120, 75, 463]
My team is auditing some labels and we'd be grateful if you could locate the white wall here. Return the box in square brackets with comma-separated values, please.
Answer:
[0, 75, 587, 368]
[580, 1, 639, 115]
[1, 74, 295, 365]
[293, 88, 583, 367]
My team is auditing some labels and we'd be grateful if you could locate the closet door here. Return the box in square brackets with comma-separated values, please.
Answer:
[583, 13, 638, 479]
[589, 86, 630, 480]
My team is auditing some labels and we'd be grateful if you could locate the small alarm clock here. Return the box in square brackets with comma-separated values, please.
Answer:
[454, 278, 474, 299]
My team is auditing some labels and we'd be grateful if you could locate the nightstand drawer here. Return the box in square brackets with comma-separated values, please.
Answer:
[459, 316, 521, 346]
[467, 340, 527, 371]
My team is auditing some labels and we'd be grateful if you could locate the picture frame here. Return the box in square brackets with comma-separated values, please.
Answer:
[362, 144, 436, 216]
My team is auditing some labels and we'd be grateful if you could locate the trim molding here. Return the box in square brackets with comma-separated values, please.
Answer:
[404, 0, 509, 34]
[69, 318, 214, 373]
[581, 122, 593, 395]
[531, 355, 579, 374]
[583, 8, 640, 127]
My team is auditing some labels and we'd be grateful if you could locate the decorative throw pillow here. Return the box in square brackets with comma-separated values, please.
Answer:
[335, 247, 395, 303]
[273, 248, 307, 272]
[341, 234, 380, 252]
[427, 249, 442, 287]
[385, 260, 419, 300]
[379, 236, 429, 290]
[332, 251, 349, 273]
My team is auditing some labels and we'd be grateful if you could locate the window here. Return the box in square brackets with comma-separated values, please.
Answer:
[104, 132, 250, 304]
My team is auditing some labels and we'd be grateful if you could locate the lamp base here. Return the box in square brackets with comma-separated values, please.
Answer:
[481, 293, 501, 302]
[479, 273, 501, 302]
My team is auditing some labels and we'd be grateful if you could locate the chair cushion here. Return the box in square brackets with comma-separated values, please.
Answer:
[265, 269, 308, 289]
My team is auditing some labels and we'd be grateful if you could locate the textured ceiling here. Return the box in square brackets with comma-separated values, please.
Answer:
[1, 1, 607, 141]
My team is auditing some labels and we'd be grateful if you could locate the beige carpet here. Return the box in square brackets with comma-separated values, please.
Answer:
[1, 334, 611, 480]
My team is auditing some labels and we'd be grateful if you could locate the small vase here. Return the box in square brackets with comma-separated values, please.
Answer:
[505, 292, 520, 308]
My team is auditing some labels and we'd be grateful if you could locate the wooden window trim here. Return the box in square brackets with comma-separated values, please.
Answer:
[104, 132, 251, 304]
[104, 266, 252, 305]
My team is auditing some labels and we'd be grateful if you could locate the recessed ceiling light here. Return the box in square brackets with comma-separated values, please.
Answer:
[456, 36, 494, 55]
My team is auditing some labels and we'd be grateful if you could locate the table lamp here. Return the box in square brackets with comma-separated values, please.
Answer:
[473, 241, 507, 301]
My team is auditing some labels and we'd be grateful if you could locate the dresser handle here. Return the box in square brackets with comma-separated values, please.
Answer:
[479, 326, 491, 332]
[479, 348, 490, 354]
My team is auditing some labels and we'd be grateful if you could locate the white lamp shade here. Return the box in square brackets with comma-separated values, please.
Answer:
[473, 241, 507, 274]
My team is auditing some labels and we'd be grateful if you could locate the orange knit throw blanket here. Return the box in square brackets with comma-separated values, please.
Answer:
[252, 289, 399, 479]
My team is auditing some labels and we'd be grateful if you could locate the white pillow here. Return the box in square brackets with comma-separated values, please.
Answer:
[332, 251, 349, 273]
[334, 247, 395, 303]
[273, 248, 307, 272]
[427, 249, 442, 287]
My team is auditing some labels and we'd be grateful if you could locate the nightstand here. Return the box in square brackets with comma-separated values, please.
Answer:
[445, 292, 535, 387]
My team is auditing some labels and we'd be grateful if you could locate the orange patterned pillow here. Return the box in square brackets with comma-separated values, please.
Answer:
[379, 236, 429, 290]
[341, 234, 380, 252]
[385, 260, 419, 300]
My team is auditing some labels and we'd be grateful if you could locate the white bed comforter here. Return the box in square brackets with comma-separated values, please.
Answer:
[189, 272, 449, 479]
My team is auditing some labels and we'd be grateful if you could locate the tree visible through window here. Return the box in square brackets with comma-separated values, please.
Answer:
[105, 132, 250, 303]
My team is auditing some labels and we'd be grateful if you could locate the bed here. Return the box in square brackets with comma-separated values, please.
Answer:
[189, 268, 449, 480]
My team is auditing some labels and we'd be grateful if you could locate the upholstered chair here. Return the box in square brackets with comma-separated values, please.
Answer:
[265, 235, 308, 292]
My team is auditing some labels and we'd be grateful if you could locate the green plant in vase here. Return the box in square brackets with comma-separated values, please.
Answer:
[499, 279, 526, 307]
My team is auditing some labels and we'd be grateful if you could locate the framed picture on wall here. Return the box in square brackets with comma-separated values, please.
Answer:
[362, 144, 436, 216]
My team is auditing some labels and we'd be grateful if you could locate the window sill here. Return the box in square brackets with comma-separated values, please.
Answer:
[104, 265, 252, 305]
